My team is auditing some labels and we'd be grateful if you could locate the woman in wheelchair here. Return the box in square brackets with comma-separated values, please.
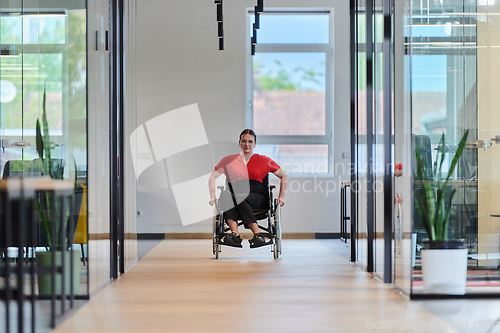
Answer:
[208, 129, 288, 248]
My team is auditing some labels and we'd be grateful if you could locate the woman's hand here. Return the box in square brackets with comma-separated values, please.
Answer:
[208, 170, 222, 206]
[272, 168, 288, 208]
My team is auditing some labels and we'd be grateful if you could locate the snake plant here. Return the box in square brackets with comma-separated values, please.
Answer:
[414, 130, 469, 242]
[34, 85, 77, 250]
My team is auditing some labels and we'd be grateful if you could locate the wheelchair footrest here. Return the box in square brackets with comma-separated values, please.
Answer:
[220, 243, 243, 248]
[219, 233, 243, 248]
[249, 232, 274, 249]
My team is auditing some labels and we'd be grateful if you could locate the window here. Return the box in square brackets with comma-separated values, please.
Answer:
[406, 11, 477, 175]
[246, 10, 333, 176]
[0, 10, 87, 176]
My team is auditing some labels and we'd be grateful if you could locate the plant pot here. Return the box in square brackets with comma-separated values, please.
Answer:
[36, 250, 81, 296]
[421, 241, 467, 295]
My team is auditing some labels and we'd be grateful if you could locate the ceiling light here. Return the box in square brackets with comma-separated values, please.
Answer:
[217, 3, 223, 22]
[254, 7, 260, 29]
[0, 49, 19, 57]
[257, 0, 264, 13]
[20, 10, 67, 17]
[218, 22, 223, 38]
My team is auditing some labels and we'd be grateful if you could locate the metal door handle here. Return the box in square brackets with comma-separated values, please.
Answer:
[466, 140, 491, 148]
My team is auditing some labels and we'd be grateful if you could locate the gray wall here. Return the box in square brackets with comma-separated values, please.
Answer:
[136, 0, 350, 234]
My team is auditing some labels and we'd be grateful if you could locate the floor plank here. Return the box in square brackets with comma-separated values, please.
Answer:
[54, 239, 461, 333]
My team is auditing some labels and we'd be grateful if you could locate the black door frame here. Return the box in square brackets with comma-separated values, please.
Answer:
[109, 0, 125, 279]
[351, 0, 394, 282]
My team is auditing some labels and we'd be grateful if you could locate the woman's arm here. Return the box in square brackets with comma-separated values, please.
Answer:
[208, 169, 222, 206]
[272, 168, 288, 207]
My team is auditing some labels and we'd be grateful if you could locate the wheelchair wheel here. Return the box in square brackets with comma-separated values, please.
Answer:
[273, 201, 282, 259]
[213, 207, 222, 259]
[215, 244, 220, 259]
[212, 212, 217, 255]
[214, 220, 221, 259]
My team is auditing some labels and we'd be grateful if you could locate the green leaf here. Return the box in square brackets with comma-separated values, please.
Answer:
[42, 98, 51, 157]
[415, 188, 434, 240]
[415, 147, 436, 240]
[436, 134, 445, 184]
[442, 188, 456, 241]
[34, 198, 51, 248]
[36, 119, 44, 161]
[414, 130, 469, 242]
[434, 187, 445, 239]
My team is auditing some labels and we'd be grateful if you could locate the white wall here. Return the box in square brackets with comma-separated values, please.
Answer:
[136, 0, 350, 234]
[87, 0, 111, 294]
[124, 0, 138, 271]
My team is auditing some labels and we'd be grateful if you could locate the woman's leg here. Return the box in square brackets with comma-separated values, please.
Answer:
[248, 223, 261, 234]
[240, 192, 273, 247]
[221, 190, 267, 235]
[234, 192, 267, 234]
[226, 219, 239, 235]
[219, 190, 240, 235]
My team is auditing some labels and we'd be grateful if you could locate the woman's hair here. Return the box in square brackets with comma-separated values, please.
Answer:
[239, 129, 257, 143]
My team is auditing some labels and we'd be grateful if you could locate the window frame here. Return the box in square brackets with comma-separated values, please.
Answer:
[245, 9, 335, 177]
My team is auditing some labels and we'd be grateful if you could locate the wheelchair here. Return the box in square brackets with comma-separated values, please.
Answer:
[212, 175, 282, 259]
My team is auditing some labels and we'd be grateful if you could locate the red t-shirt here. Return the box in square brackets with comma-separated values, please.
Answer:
[215, 154, 280, 183]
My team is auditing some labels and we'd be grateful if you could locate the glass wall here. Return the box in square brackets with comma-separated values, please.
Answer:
[393, 0, 413, 296]
[353, 0, 395, 281]
[373, 0, 385, 279]
[395, 0, 500, 296]
[355, 0, 368, 269]
[0, 0, 88, 296]
[354, 0, 500, 297]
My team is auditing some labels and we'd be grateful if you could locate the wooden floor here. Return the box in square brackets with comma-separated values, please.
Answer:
[54, 239, 462, 333]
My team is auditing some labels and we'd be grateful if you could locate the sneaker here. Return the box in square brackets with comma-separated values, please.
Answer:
[249, 233, 273, 248]
[221, 232, 243, 248]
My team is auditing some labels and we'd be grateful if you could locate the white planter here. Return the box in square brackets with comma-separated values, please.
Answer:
[421, 248, 467, 295]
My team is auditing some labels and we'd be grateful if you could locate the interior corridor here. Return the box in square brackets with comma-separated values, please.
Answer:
[50, 239, 500, 333]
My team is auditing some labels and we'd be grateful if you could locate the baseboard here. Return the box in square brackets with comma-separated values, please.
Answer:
[137, 233, 166, 240]
[355, 232, 388, 239]
[87, 233, 145, 240]
[125, 233, 137, 240]
[284, 233, 315, 239]
[315, 233, 344, 239]
[164, 233, 212, 239]
[137, 233, 332, 240]
[88, 233, 110, 240]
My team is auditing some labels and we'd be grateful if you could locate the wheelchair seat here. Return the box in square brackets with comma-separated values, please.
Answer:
[212, 174, 282, 259]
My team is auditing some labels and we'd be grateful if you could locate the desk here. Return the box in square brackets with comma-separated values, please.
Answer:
[0, 177, 74, 192]
[0, 177, 76, 330]
[0, 178, 74, 247]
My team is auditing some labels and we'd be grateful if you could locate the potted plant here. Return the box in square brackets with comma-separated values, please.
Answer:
[34, 87, 80, 296]
[414, 130, 469, 295]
